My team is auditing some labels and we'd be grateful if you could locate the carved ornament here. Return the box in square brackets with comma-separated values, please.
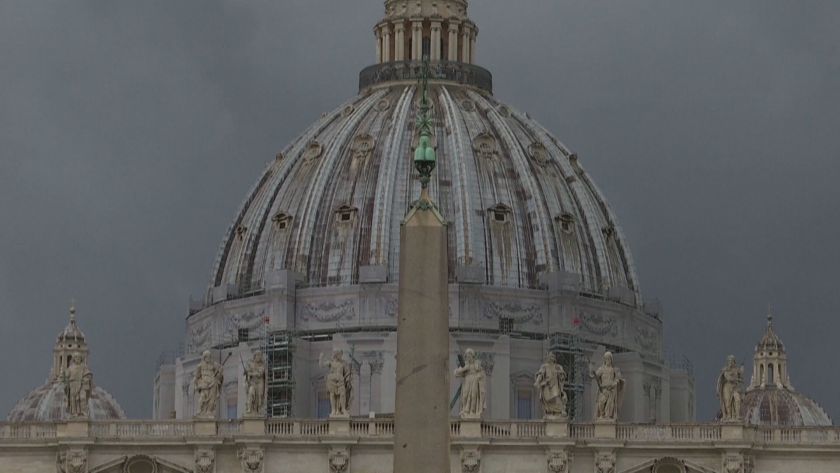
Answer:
[578, 312, 618, 337]
[460, 449, 481, 473]
[546, 450, 571, 473]
[228, 310, 266, 332]
[303, 140, 323, 163]
[484, 301, 544, 324]
[238, 447, 265, 473]
[301, 300, 356, 323]
[634, 323, 659, 353]
[473, 132, 498, 160]
[351, 134, 376, 162]
[724, 454, 744, 473]
[329, 447, 350, 473]
[194, 449, 215, 473]
[373, 98, 390, 112]
[596, 453, 616, 473]
[460, 99, 475, 112]
[528, 142, 551, 167]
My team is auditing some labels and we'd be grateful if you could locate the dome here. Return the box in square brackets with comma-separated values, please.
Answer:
[7, 382, 125, 422]
[742, 388, 832, 427]
[206, 77, 640, 302]
[739, 309, 831, 426]
[6, 305, 125, 422]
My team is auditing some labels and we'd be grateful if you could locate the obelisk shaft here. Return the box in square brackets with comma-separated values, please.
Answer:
[393, 207, 451, 473]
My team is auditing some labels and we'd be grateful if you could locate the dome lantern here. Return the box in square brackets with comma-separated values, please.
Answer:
[747, 305, 791, 392]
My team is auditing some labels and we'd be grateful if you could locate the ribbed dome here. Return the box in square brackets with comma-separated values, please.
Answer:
[7, 382, 125, 422]
[206, 83, 640, 301]
[742, 387, 832, 427]
[7, 305, 126, 422]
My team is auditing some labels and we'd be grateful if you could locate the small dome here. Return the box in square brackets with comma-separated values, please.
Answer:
[755, 312, 784, 353]
[57, 311, 85, 343]
[7, 303, 126, 422]
[742, 387, 832, 427]
[6, 382, 125, 422]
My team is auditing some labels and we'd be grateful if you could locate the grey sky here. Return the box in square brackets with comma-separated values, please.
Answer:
[1, 1, 838, 421]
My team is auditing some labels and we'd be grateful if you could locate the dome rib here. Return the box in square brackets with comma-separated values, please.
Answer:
[484, 97, 552, 283]
[370, 87, 415, 268]
[291, 91, 387, 282]
[439, 87, 478, 267]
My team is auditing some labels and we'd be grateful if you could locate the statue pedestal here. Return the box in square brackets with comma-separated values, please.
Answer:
[544, 418, 569, 438]
[720, 422, 745, 441]
[59, 418, 89, 437]
[194, 419, 217, 436]
[241, 417, 265, 435]
[329, 415, 351, 435]
[593, 420, 616, 439]
[459, 418, 482, 437]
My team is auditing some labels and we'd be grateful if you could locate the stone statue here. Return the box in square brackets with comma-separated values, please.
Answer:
[193, 350, 223, 419]
[61, 353, 92, 418]
[535, 353, 568, 419]
[717, 355, 744, 422]
[588, 351, 626, 421]
[319, 349, 353, 417]
[244, 350, 267, 416]
[454, 348, 486, 419]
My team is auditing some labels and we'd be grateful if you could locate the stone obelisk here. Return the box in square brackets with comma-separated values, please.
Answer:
[393, 56, 451, 473]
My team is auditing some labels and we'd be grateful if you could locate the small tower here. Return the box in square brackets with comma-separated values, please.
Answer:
[50, 301, 89, 382]
[747, 306, 792, 391]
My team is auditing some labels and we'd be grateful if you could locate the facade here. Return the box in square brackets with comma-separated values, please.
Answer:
[5, 1, 839, 472]
[153, 0, 694, 425]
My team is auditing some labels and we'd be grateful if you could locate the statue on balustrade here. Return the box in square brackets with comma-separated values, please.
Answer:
[717, 355, 744, 422]
[61, 353, 92, 418]
[454, 348, 486, 419]
[193, 350, 223, 419]
[588, 351, 625, 421]
[319, 349, 354, 417]
[535, 353, 568, 419]
[244, 350, 267, 417]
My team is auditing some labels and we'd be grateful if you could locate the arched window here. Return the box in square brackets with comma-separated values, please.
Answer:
[422, 37, 431, 57]
[768, 364, 774, 384]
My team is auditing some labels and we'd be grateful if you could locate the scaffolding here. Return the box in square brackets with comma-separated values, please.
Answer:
[263, 331, 296, 418]
[548, 331, 588, 421]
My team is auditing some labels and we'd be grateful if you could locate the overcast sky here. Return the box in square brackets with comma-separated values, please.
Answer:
[1, 1, 838, 422]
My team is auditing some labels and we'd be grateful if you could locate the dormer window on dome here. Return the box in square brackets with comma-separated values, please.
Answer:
[272, 211, 293, 230]
[334, 205, 358, 224]
[557, 213, 575, 234]
[488, 203, 511, 224]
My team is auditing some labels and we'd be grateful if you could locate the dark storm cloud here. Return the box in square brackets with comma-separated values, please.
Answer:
[1, 1, 838, 421]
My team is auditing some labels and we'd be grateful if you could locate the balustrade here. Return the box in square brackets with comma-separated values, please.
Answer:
[2, 420, 839, 445]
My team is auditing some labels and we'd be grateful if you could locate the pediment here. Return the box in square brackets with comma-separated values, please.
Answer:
[618, 457, 719, 473]
[90, 454, 192, 473]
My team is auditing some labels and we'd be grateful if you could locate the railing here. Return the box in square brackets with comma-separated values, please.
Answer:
[753, 427, 840, 444]
[4, 420, 840, 445]
[0, 424, 58, 439]
[299, 420, 329, 436]
[92, 421, 195, 437]
[218, 420, 240, 436]
[358, 60, 493, 92]
[570, 423, 594, 439]
[266, 420, 295, 436]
